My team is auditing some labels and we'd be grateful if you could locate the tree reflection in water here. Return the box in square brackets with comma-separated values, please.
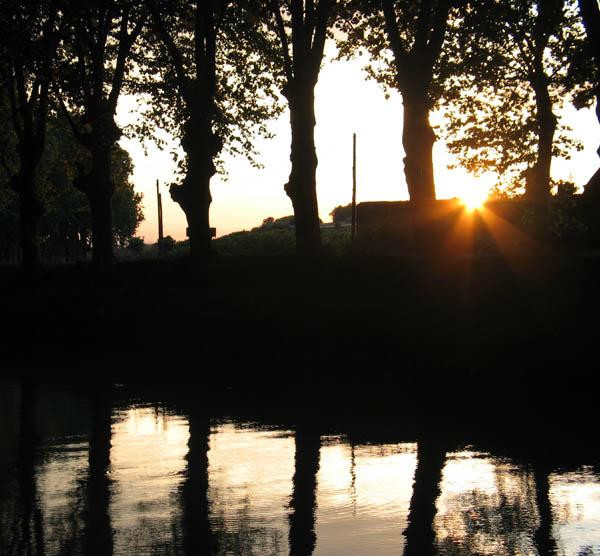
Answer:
[2, 380, 600, 556]
[181, 409, 214, 555]
[288, 426, 320, 556]
[16, 379, 45, 556]
[533, 462, 558, 556]
[83, 385, 114, 556]
[403, 437, 447, 556]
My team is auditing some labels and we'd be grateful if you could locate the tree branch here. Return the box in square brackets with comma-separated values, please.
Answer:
[310, 0, 333, 79]
[425, 0, 451, 71]
[146, 0, 189, 93]
[109, 8, 146, 111]
[381, 0, 408, 85]
[54, 85, 85, 142]
[291, 0, 305, 76]
[271, 1, 294, 82]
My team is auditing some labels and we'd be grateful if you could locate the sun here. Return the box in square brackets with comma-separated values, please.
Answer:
[460, 186, 489, 211]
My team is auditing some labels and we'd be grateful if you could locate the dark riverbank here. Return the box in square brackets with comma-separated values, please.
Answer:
[2, 252, 598, 400]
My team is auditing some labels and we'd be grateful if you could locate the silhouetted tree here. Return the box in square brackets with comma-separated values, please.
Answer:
[0, 105, 144, 262]
[265, 0, 337, 255]
[55, 0, 146, 269]
[0, 0, 59, 272]
[442, 0, 588, 199]
[139, 0, 281, 260]
[338, 0, 457, 202]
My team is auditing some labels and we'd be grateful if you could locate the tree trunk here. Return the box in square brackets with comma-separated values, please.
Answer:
[286, 86, 322, 256]
[528, 72, 556, 200]
[16, 167, 42, 273]
[87, 146, 114, 270]
[171, 117, 216, 260]
[402, 93, 437, 203]
[578, 0, 600, 192]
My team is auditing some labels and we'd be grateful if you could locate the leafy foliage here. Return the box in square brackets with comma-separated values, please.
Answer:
[132, 0, 283, 178]
[0, 99, 144, 261]
[439, 0, 591, 193]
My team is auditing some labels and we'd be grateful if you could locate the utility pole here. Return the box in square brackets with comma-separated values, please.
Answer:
[351, 133, 357, 241]
[156, 179, 164, 254]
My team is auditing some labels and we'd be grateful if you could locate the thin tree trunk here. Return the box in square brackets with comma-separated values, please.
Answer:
[402, 94, 437, 203]
[286, 87, 322, 256]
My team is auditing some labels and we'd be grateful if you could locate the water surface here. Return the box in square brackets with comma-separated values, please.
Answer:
[1, 379, 599, 555]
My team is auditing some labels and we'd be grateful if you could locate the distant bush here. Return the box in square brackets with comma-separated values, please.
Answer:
[213, 226, 351, 256]
[127, 236, 145, 254]
[330, 204, 352, 224]
[158, 235, 176, 253]
[253, 215, 295, 231]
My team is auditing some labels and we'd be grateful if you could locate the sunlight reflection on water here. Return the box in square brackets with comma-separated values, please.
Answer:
[1, 381, 600, 556]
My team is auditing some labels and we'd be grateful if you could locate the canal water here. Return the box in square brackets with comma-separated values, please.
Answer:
[1, 379, 599, 555]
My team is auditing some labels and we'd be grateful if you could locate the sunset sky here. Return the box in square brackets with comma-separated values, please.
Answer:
[118, 55, 600, 243]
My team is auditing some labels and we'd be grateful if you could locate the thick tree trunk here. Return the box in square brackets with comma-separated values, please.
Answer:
[87, 146, 114, 269]
[16, 167, 43, 273]
[402, 93, 437, 203]
[171, 118, 216, 260]
[528, 73, 556, 200]
[286, 87, 322, 256]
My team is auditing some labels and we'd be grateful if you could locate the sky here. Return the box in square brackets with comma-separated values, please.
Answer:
[117, 56, 600, 243]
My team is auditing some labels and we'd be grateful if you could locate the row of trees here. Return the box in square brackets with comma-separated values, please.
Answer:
[0, 90, 143, 265]
[0, 0, 598, 270]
